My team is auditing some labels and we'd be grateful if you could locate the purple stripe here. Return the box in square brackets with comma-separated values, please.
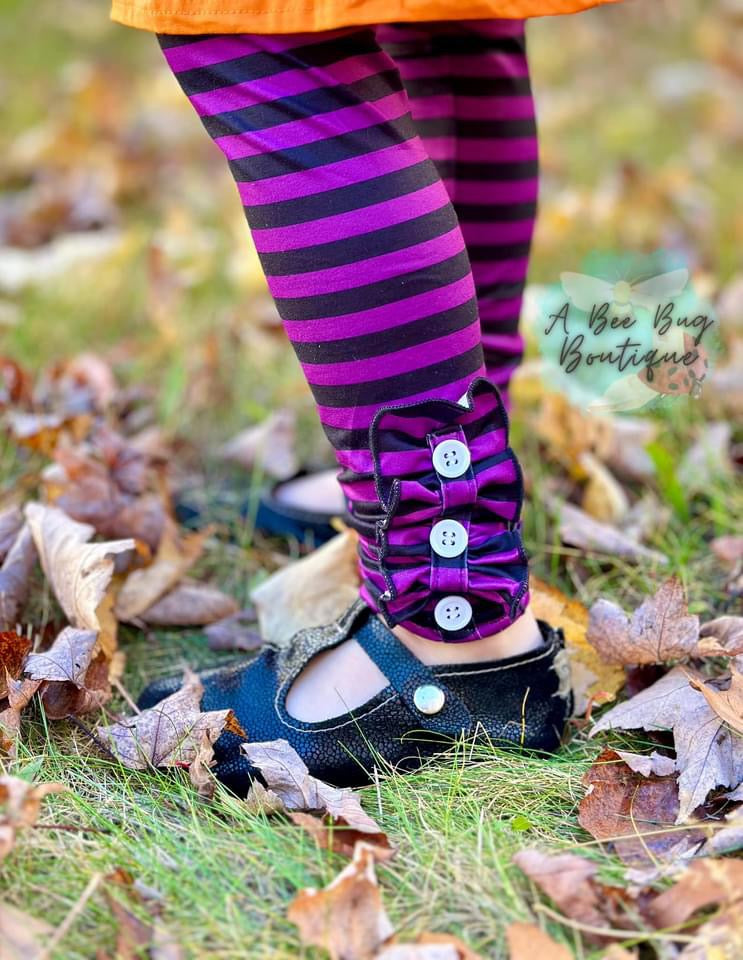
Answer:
[237, 140, 428, 206]
[215, 92, 407, 161]
[453, 180, 538, 204]
[163, 31, 350, 73]
[283, 274, 475, 342]
[460, 219, 535, 245]
[302, 325, 480, 386]
[267, 226, 465, 297]
[253, 180, 450, 252]
[410, 95, 535, 121]
[190, 52, 392, 118]
[425, 137, 537, 164]
[398, 54, 528, 80]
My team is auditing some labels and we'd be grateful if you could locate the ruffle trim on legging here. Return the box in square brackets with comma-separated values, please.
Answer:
[356, 377, 530, 642]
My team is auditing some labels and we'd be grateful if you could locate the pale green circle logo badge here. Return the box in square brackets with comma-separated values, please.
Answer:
[536, 251, 716, 412]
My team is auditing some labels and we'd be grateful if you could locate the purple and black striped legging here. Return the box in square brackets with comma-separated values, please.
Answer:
[160, 21, 536, 642]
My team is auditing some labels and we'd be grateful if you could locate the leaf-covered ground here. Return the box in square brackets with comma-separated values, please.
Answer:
[1, 0, 741, 957]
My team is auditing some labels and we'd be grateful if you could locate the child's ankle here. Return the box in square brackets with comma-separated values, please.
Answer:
[391, 606, 543, 666]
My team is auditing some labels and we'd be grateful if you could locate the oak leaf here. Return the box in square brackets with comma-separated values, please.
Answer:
[587, 577, 699, 665]
[591, 666, 743, 822]
[287, 841, 394, 960]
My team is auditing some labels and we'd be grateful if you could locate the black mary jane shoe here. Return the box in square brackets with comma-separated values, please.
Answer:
[137, 601, 572, 794]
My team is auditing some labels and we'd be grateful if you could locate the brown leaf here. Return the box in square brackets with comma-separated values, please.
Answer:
[587, 577, 699, 665]
[188, 730, 217, 800]
[0, 774, 67, 861]
[695, 616, 743, 657]
[0, 676, 41, 756]
[591, 666, 743, 822]
[24, 626, 98, 685]
[688, 667, 743, 735]
[578, 748, 704, 865]
[677, 905, 743, 959]
[140, 579, 238, 627]
[506, 923, 572, 960]
[0, 902, 53, 959]
[289, 811, 394, 862]
[114, 517, 208, 622]
[646, 858, 743, 930]
[579, 452, 629, 525]
[530, 577, 624, 715]
[0, 631, 32, 699]
[219, 409, 299, 481]
[512, 849, 604, 928]
[0, 523, 37, 629]
[287, 841, 394, 960]
[252, 530, 359, 647]
[557, 501, 668, 565]
[96, 669, 240, 771]
[40, 649, 111, 720]
[25, 502, 134, 651]
[243, 739, 388, 849]
[204, 610, 263, 652]
[711, 535, 743, 571]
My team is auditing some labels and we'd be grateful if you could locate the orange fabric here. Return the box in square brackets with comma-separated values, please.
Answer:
[111, 0, 622, 35]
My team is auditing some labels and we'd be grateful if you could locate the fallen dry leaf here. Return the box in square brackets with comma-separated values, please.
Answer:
[557, 501, 668, 565]
[243, 739, 391, 857]
[511, 848, 632, 942]
[695, 616, 743, 657]
[591, 666, 743, 822]
[219, 408, 299, 481]
[140, 579, 238, 627]
[287, 841, 394, 960]
[711, 535, 743, 571]
[377, 932, 483, 960]
[646, 858, 743, 930]
[0, 902, 53, 959]
[0, 774, 67, 861]
[615, 750, 677, 778]
[0, 503, 23, 560]
[25, 502, 134, 657]
[188, 730, 217, 799]
[579, 452, 630, 524]
[0, 630, 32, 698]
[587, 577, 699, 665]
[204, 609, 262, 652]
[535, 392, 614, 472]
[97, 669, 241, 771]
[688, 667, 743, 736]
[252, 530, 360, 647]
[24, 626, 97, 685]
[678, 905, 743, 959]
[0, 524, 37, 628]
[0, 676, 42, 756]
[23, 626, 111, 719]
[114, 517, 208, 623]
[506, 922, 572, 960]
[578, 748, 704, 865]
[530, 577, 624, 714]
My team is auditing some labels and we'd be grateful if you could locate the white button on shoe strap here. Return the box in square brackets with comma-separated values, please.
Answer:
[432, 439, 471, 479]
[413, 684, 446, 715]
[434, 595, 473, 631]
[430, 518, 468, 558]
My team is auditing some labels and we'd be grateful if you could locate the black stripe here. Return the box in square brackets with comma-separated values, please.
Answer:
[245, 159, 439, 229]
[173, 32, 378, 96]
[228, 118, 417, 182]
[402, 76, 532, 98]
[202, 70, 403, 139]
[158, 34, 214, 48]
[274, 249, 471, 321]
[413, 117, 536, 139]
[466, 241, 533, 262]
[260, 203, 458, 276]
[292, 297, 477, 364]
[381, 34, 525, 58]
[309, 344, 484, 408]
[434, 158, 538, 180]
[477, 281, 526, 300]
[454, 202, 537, 223]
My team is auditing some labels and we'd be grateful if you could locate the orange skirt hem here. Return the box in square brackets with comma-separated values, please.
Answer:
[110, 0, 622, 35]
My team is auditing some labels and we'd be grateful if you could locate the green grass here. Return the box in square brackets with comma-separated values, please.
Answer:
[1, 0, 740, 956]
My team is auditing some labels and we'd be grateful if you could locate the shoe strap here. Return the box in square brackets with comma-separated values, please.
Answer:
[355, 616, 473, 734]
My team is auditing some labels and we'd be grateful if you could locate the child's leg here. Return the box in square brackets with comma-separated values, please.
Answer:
[159, 28, 537, 719]
[377, 20, 538, 397]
